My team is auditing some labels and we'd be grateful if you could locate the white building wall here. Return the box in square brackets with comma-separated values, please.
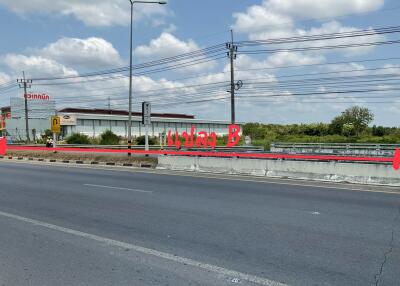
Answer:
[57, 113, 240, 139]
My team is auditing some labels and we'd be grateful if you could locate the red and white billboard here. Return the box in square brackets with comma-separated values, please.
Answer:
[24, 93, 50, 101]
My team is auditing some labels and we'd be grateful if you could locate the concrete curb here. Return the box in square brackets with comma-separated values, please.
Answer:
[157, 156, 400, 187]
[0, 155, 157, 169]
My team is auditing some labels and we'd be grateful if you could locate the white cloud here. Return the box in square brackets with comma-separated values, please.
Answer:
[0, 0, 169, 27]
[135, 33, 199, 59]
[135, 33, 216, 72]
[163, 23, 177, 34]
[0, 71, 10, 84]
[233, 5, 293, 36]
[264, 51, 325, 68]
[321, 62, 369, 76]
[232, 1, 386, 60]
[2, 54, 78, 78]
[41, 37, 123, 69]
[233, 0, 384, 35]
[266, 0, 384, 19]
[377, 64, 400, 75]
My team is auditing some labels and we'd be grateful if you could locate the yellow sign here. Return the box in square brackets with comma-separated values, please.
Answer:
[51, 116, 61, 134]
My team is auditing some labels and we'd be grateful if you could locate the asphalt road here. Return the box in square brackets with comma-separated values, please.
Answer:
[0, 161, 399, 286]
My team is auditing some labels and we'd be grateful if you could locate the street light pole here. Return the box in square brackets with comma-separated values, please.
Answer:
[128, 0, 134, 155]
[127, 0, 167, 156]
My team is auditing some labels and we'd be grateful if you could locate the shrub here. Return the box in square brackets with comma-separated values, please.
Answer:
[136, 135, 157, 145]
[100, 130, 120, 145]
[342, 123, 356, 137]
[66, 133, 91, 144]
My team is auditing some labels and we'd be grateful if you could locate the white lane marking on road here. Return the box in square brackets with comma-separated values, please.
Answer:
[0, 210, 289, 286]
[83, 184, 152, 194]
[310, 212, 320, 215]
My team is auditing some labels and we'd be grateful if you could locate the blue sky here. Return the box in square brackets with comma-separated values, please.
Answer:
[0, 0, 400, 126]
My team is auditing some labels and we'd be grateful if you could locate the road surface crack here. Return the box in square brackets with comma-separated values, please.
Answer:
[373, 206, 400, 286]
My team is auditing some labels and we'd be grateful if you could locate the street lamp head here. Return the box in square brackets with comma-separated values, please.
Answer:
[158, 1, 167, 4]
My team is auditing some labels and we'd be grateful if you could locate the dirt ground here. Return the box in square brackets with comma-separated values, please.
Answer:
[5, 150, 157, 166]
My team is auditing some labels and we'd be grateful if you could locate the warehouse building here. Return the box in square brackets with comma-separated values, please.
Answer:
[58, 108, 233, 138]
[1, 97, 237, 141]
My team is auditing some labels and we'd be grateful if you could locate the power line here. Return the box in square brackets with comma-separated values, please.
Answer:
[31, 44, 226, 82]
[30, 61, 400, 97]
[236, 25, 400, 46]
[235, 57, 400, 72]
[32, 55, 226, 87]
[238, 39, 400, 55]
[27, 56, 400, 97]
[244, 72, 400, 86]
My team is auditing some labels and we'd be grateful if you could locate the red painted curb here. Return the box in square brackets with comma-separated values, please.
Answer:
[1, 136, 398, 170]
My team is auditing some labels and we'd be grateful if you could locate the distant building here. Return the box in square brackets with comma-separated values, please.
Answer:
[1, 100, 237, 141]
[58, 108, 234, 139]
[3, 96, 56, 141]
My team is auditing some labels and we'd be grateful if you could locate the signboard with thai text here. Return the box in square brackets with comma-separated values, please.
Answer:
[167, 124, 241, 149]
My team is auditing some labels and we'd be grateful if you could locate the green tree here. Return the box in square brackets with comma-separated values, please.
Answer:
[371, 125, 387, 137]
[330, 106, 374, 136]
[99, 130, 120, 145]
[342, 123, 356, 137]
[243, 123, 264, 140]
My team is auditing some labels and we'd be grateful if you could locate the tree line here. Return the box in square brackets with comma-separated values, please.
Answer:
[243, 106, 400, 150]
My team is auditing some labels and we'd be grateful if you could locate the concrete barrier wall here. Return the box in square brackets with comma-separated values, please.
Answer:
[157, 156, 400, 186]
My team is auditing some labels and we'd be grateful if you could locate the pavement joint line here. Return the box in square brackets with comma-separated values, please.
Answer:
[84, 184, 153, 193]
[0, 210, 289, 286]
[1, 159, 399, 195]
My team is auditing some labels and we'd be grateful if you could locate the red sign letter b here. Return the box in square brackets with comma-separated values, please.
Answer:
[226, 124, 241, 148]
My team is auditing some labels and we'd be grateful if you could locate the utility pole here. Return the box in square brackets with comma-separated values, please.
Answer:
[17, 71, 32, 143]
[127, 1, 134, 156]
[127, 1, 167, 156]
[227, 30, 238, 124]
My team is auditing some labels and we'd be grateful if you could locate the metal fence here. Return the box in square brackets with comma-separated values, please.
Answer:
[270, 142, 400, 157]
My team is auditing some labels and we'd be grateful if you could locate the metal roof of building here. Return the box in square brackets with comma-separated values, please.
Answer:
[58, 108, 195, 119]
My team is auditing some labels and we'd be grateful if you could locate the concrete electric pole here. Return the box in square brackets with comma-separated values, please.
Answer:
[17, 71, 32, 143]
[227, 30, 238, 124]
